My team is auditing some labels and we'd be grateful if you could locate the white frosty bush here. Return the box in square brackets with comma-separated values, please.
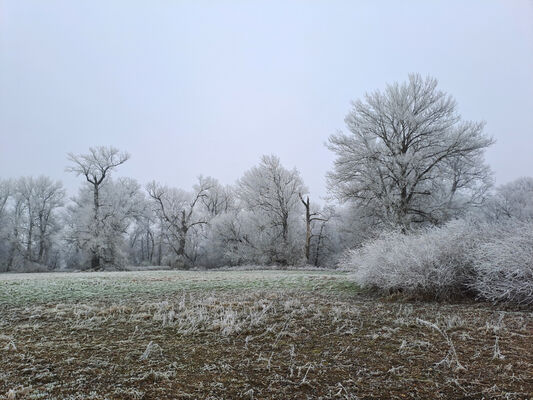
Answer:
[343, 219, 533, 304]
[471, 222, 533, 305]
[342, 220, 482, 300]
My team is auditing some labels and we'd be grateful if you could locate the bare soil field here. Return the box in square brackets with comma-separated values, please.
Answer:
[0, 270, 532, 399]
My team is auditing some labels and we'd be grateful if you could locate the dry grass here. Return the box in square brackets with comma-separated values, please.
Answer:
[0, 270, 532, 399]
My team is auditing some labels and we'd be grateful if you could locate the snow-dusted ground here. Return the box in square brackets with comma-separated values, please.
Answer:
[0, 269, 351, 306]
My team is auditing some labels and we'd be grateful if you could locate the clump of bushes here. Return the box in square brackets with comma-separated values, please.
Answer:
[471, 222, 533, 305]
[343, 219, 533, 305]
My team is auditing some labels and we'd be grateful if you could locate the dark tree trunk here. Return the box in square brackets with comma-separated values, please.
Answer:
[299, 194, 312, 263]
[148, 230, 155, 263]
[157, 226, 163, 266]
[314, 223, 325, 267]
[178, 210, 187, 257]
[26, 219, 33, 261]
[38, 211, 46, 264]
[92, 184, 101, 269]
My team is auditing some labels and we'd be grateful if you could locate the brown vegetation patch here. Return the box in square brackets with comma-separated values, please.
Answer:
[0, 276, 532, 399]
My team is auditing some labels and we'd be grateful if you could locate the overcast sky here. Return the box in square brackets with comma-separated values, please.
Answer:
[1, 0, 532, 200]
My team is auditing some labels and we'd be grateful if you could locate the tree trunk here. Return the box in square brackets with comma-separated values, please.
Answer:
[140, 235, 145, 261]
[38, 227, 46, 263]
[7, 203, 23, 271]
[157, 222, 163, 266]
[7, 231, 17, 272]
[178, 210, 187, 257]
[148, 230, 155, 263]
[314, 223, 325, 267]
[26, 218, 33, 261]
[399, 187, 409, 233]
[92, 184, 101, 269]
[300, 195, 312, 263]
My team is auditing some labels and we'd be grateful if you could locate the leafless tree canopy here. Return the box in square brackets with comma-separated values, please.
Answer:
[146, 179, 211, 267]
[327, 74, 494, 229]
[238, 155, 306, 241]
[66, 146, 130, 185]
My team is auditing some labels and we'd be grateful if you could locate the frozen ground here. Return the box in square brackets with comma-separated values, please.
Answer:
[0, 270, 531, 399]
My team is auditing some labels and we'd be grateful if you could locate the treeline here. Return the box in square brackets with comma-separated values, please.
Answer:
[0, 74, 531, 278]
[0, 153, 356, 271]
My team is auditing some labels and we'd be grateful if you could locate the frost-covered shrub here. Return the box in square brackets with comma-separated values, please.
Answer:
[343, 219, 533, 305]
[342, 220, 482, 300]
[472, 222, 533, 305]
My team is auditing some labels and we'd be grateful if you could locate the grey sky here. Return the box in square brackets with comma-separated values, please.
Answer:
[1, 0, 532, 200]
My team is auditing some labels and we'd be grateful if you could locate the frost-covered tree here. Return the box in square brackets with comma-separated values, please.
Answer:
[18, 177, 65, 265]
[64, 177, 144, 269]
[306, 204, 334, 266]
[201, 209, 241, 266]
[0, 179, 11, 222]
[485, 177, 533, 221]
[0, 179, 14, 271]
[16, 177, 37, 261]
[5, 188, 26, 270]
[236, 155, 307, 265]
[128, 202, 158, 266]
[0, 177, 64, 271]
[147, 177, 213, 268]
[306, 204, 379, 267]
[299, 194, 329, 264]
[328, 74, 494, 230]
[198, 176, 234, 217]
[66, 146, 130, 269]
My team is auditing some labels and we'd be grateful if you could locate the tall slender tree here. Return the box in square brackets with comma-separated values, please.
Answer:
[66, 146, 130, 269]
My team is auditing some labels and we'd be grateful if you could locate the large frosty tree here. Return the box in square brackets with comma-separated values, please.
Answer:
[327, 74, 494, 230]
[66, 146, 130, 269]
